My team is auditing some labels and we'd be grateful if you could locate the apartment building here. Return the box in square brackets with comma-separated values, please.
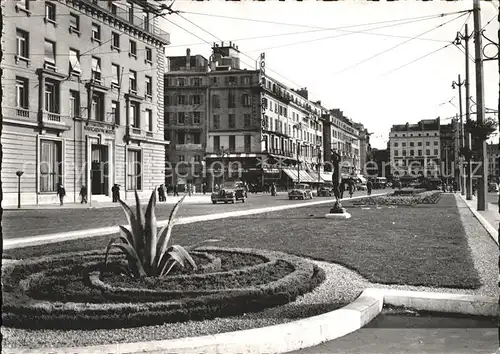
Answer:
[389, 118, 441, 177]
[322, 109, 362, 178]
[164, 49, 209, 190]
[2, 0, 170, 205]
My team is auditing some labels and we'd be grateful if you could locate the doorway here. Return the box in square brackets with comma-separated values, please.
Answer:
[91, 144, 109, 195]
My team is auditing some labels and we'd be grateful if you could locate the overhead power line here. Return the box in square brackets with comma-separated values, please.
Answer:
[333, 11, 470, 76]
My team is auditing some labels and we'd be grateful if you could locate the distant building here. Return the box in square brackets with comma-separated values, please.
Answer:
[2, 0, 170, 205]
[440, 120, 460, 184]
[487, 143, 499, 182]
[370, 148, 390, 178]
[164, 49, 209, 191]
[389, 118, 441, 177]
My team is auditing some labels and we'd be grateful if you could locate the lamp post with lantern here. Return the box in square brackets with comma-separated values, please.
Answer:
[16, 170, 24, 209]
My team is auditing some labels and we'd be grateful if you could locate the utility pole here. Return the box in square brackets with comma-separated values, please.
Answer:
[453, 75, 465, 195]
[473, 0, 487, 211]
[464, 24, 473, 201]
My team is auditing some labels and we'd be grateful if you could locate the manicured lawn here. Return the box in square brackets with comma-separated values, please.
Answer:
[4, 195, 481, 289]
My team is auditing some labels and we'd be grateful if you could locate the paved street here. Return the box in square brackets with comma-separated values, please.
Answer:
[290, 311, 498, 354]
[3, 191, 370, 239]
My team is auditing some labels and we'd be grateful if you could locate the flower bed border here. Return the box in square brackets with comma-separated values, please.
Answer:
[2, 247, 325, 330]
[350, 191, 442, 206]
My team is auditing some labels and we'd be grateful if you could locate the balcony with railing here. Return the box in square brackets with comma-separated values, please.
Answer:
[127, 125, 155, 139]
[93, 1, 170, 44]
[3, 107, 37, 124]
[177, 143, 203, 150]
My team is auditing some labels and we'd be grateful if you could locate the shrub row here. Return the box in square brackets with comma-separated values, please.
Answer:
[352, 191, 442, 206]
[2, 248, 325, 329]
[392, 188, 427, 196]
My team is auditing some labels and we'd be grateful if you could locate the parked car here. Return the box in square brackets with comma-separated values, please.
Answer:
[211, 181, 246, 204]
[288, 183, 313, 200]
[317, 186, 333, 197]
[234, 180, 248, 198]
[488, 183, 498, 193]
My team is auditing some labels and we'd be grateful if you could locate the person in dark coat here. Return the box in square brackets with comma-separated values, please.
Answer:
[112, 184, 120, 202]
[348, 179, 354, 198]
[57, 184, 66, 206]
[158, 184, 166, 202]
[366, 179, 373, 196]
[202, 183, 206, 195]
[173, 184, 179, 196]
[80, 185, 87, 204]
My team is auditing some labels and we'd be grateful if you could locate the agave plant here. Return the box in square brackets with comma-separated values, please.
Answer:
[100, 190, 218, 279]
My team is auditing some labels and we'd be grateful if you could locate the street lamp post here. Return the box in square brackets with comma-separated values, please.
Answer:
[16, 171, 24, 209]
[293, 123, 302, 184]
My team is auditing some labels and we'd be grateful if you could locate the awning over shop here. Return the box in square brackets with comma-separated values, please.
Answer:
[299, 171, 315, 183]
[283, 168, 299, 181]
[320, 173, 332, 182]
[307, 171, 323, 183]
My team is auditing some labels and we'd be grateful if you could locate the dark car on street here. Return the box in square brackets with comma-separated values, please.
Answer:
[211, 181, 246, 204]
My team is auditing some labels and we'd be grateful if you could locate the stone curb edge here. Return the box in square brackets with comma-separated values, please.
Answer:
[4, 288, 497, 354]
[458, 194, 499, 245]
[4, 193, 386, 250]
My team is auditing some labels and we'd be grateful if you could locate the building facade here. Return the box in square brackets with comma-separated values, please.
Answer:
[440, 119, 460, 183]
[2, 0, 169, 205]
[487, 143, 499, 182]
[388, 118, 441, 177]
[164, 49, 208, 191]
[322, 109, 362, 179]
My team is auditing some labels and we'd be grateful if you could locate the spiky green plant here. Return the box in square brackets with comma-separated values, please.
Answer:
[100, 190, 218, 279]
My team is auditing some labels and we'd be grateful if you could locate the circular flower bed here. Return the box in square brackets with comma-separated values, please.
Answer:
[2, 247, 325, 330]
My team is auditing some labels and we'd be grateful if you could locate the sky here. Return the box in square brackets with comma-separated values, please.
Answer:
[158, 0, 499, 149]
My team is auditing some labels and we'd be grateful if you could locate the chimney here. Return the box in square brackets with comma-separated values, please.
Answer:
[186, 48, 191, 71]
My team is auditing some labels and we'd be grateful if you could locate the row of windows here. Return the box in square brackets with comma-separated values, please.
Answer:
[166, 112, 203, 125]
[213, 114, 253, 129]
[393, 132, 439, 137]
[167, 131, 202, 145]
[15, 76, 153, 130]
[394, 141, 439, 147]
[38, 139, 143, 192]
[165, 77, 204, 87]
[166, 76, 254, 87]
[263, 116, 322, 145]
[174, 155, 203, 163]
[393, 149, 440, 157]
[213, 135, 252, 153]
[263, 136, 321, 159]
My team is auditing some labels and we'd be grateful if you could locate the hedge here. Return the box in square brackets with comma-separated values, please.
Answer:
[352, 191, 442, 206]
[2, 247, 325, 329]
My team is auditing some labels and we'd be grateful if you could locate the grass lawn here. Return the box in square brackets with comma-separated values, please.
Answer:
[4, 195, 481, 289]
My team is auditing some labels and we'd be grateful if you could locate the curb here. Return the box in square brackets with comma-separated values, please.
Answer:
[4, 193, 386, 250]
[4, 288, 497, 354]
[458, 194, 499, 245]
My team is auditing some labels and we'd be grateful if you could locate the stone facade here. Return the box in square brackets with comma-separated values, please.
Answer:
[2, 0, 169, 206]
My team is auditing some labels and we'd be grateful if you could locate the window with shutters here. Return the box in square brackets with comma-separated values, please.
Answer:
[16, 29, 29, 61]
[228, 93, 235, 108]
[146, 109, 153, 131]
[213, 115, 220, 129]
[91, 23, 101, 42]
[69, 90, 80, 118]
[44, 79, 59, 113]
[145, 76, 152, 99]
[145, 47, 152, 64]
[212, 95, 220, 108]
[111, 64, 120, 88]
[178, 78, 185, 86]
[241, 94, 251, 107]
[112, 100, 120, 124]
[69, 13, 80, 34]
[193, 112, 201, 124]
[129, 101, 140, 127]
[244, 114, 251, 128]
[91, 57, 102, 82]
[69, 49, 81, 76]
[193, 132, 201, 144]
[112, 32, 120, 50]
[44, 1, 56, 23]
[214, 136, 220, 151]
[178, 112, 185, 125]
[177, 132, 186, 144]
[129, 70, 137, 93]
[91, 92, 104, 121]
[229, 114, 235, 128]
[177, 95, 186, 105]
[16, 77, 29, 109]
[192, 95, 201, 105]
[44, 39, 56, 69]
[129, 40, 137, 58]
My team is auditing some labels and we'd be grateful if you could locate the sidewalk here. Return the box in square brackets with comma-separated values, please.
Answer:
[3, 194, 212, 210]
[459, 194, 499, 244]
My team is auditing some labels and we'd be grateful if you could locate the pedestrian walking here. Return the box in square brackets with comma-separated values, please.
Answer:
[348, 179, 354, 198]
[202, 183, 206, 195]
[111, 184, 120, 202]
[366, 179, 372, 196]
[271, 182, 277, 196]
[158, 184, 166, 202]
[80, 185, 88, 204]
[57, 183, 66, 206]
[173, 184, 179, 196]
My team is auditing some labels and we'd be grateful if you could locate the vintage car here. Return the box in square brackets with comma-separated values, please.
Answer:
[488, 182, 499, 193]
[317, 185, 333, 197]
[288, 183, 313, 200]
[211, 181, 246, 204]
[234, 181, 248, 198]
